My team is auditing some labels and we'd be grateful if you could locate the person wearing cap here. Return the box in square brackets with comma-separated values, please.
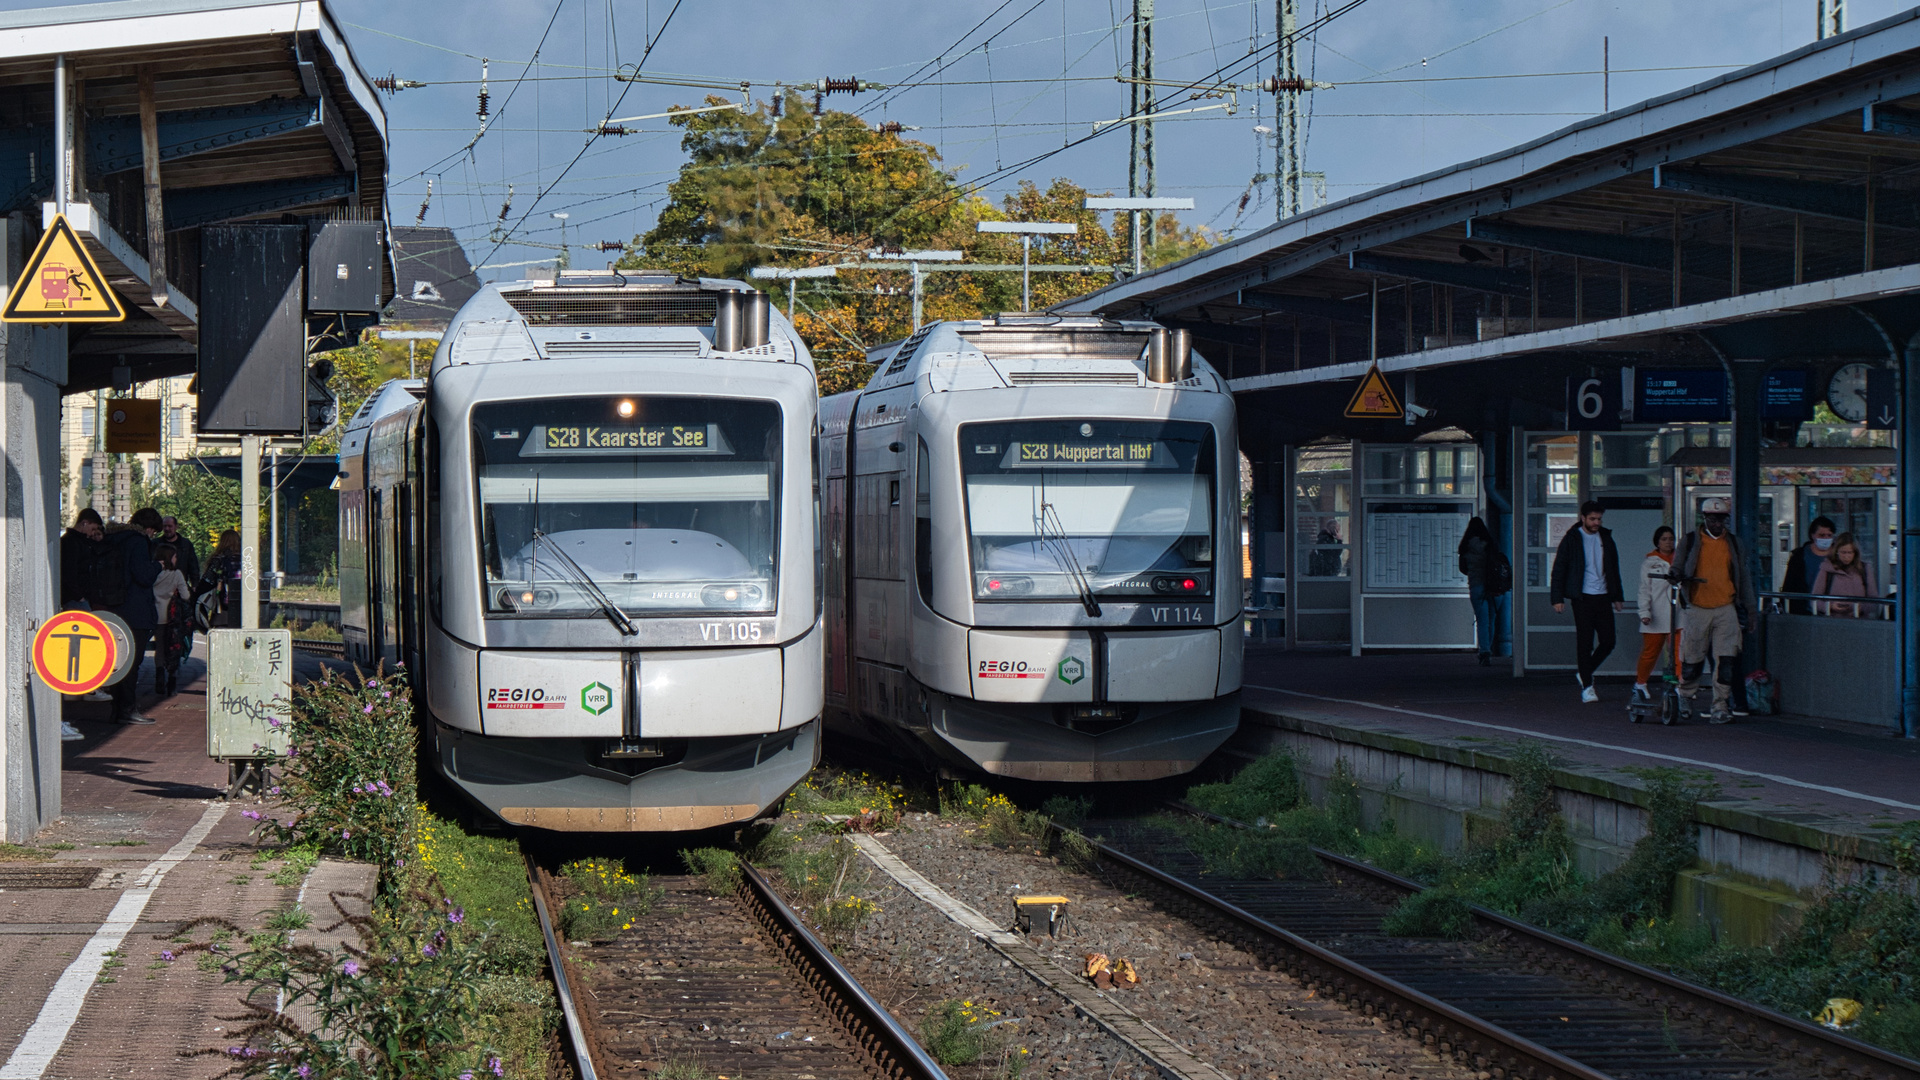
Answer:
[1671, 497, 1758, 724]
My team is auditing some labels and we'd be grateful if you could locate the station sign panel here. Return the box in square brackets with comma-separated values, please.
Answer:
[1635, 369, 1729, 423]
[1759, 369, 1813, 421]
[1, 215, 126, 323]
[1566, 375, 1621, 430]
[104, 398, 162, 453]
[1866, 368, 1897, 430]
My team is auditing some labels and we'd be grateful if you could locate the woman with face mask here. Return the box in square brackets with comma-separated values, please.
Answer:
[1779, 516, 1837, 615]
[1812, 532, 1879, 618]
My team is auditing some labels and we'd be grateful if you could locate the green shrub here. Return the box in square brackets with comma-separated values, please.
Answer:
[176, 877, 511, 1079]
[1185, 751, 1304, 823]
[257, 667, 418, 873]
[812, 895, 881, 939]
[1180, 822, 1322, 880]
[681, 848, 741, 894]
[1381, 889, 1476, 939]
[1039, 795, 1092, 830]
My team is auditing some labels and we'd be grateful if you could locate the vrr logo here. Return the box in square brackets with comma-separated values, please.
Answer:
[1056, 656, 1086, 685]
[580, 682, 613, 715]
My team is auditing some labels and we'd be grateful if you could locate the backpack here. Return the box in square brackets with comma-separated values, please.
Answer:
[83, 537, 128, 610]
[1744, 669, 1778, 716]
[161, 593, 194, 665]
[1486, 549, 1514, 597]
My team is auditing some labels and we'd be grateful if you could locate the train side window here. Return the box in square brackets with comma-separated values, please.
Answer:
[915, 438, 933, 605]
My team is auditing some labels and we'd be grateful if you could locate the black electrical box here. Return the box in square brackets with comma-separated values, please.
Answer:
[198, 224, 307, 435]
[306, 220, 383, 312]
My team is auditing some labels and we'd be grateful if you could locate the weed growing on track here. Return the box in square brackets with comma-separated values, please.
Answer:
[1038, 796, 1092, 831]
[944, 783, 1050, 851]
[683, 847, 743, 894]
[790, 769, 915, 826]
[557, 860, 662, 941]
[922, 999, 994, 1065]
[655, 1058, 717, 1080]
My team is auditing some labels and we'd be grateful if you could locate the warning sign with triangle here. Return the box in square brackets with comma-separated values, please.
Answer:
[1344, 363, 1403, 419]
[2, 215, 126, 323]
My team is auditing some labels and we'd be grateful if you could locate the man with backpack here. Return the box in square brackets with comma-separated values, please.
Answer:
[1671, 497, 1758, 724]
[93, 507, 163, 725]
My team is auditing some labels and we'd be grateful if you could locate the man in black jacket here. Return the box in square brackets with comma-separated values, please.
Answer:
[59, 508, 103, 609]
[1550, 501, 1624, 703]
[158, 515, 199, 587]
[103, 507, 163, 725]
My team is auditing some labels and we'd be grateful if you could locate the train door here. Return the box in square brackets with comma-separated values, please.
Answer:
[366, 486, 384, 661]
[394, 480, 415, 665]
[849, 390, 911, 724]
[822, 431, 850, 703]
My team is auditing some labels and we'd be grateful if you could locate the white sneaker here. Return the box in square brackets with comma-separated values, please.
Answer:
[82, 690, 111, 702]
[60, 721, 84, 742]
[1632, 684, 1650, 701]
[1581, 685, 1599, 704]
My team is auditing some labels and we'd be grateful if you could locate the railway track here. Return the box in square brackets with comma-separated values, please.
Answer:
[289, 637, 344, 657]
[1068, 806, 1920, 1080]
[526, 854, 948, 1080]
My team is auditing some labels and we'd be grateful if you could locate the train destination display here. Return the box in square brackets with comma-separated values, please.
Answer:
[522, 422, 731, 455]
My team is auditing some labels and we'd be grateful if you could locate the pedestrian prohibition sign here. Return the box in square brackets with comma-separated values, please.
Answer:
[32, 610, 119, 695]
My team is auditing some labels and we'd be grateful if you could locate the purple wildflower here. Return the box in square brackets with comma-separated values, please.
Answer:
[241, 810, 261, 821]
[160, 950, 175, 961]
[342, 830, 351, 840]
[363, 704, 374, 714]
[421, 944, 438, 958]
[366, 679, 377, 688]
[342, 960, 359, 976]
[490, 1057, 504, 1077]
[448, 907, 465, 925]
[297, 1067, 312, 1079]
[460, 1073, 474, 1080]
[382, 691, 392, 699]
[267, 717, 283, 729]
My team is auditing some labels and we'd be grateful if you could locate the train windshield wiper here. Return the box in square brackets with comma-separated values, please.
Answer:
[531, 528, 637, 636]
[1037, 501, 1102, 618]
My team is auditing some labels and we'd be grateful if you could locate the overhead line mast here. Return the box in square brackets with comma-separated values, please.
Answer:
[1129, 0, 1156, 252]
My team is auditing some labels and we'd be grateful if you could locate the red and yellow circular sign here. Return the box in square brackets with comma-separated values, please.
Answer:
[33, 610, 119, 694]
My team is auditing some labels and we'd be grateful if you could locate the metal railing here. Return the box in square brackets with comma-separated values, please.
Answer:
[1758, 590, 1897, 618]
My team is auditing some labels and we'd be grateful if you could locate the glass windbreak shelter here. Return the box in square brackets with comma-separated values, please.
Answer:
[1517, 431, 1664, 675]
[1284, 440, 1480, 651]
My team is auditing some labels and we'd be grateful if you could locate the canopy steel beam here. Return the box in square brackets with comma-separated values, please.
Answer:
[163, 173, 354, 230]
[88, 96, 321, 175]
[1235, 288, 1372, 324]
[1348, 251, 1531, 297]
[1466, 219, 1671, 269]
[1863, 101, 1920, 140]
[1652, 164, 1919, 226]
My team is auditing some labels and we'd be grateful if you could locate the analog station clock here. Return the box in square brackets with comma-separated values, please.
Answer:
[1826, 362, 1872, 423]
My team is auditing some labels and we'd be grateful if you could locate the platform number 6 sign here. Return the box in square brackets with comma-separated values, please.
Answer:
[1566, 375, 1620, 431]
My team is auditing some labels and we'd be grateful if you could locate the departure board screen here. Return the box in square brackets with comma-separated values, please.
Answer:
[522, 423, 730, 456]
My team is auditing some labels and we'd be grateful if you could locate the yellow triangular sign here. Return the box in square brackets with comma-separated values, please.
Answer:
[1344, 363, 1403, 419]
[2, 215, 126, 323]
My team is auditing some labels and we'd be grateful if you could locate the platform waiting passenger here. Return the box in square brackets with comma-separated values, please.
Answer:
[1550, 501, 1623, 704]
[1672, 497, 1756, 724]
[1633, 526, 1678, 702]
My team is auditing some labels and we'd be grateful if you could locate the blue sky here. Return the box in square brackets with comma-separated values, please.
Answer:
[11, 0, 1914, 275]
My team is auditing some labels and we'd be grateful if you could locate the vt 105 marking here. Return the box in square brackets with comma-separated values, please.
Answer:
[700, 621, 766, 642]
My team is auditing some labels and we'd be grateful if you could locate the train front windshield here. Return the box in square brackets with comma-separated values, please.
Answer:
[961, 419, 1216, 602]
[473, 396, 781, 617]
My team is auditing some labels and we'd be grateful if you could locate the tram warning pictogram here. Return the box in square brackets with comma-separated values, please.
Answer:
[2, 215, 126, 323]
[32, 610, 119, 695]
[1344, 363, 1403, 419]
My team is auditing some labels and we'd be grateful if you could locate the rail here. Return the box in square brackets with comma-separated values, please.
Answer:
[737, 861, 952, 1080]
[526, 858, 601, 1080]
[1157, 801, 1920, 1080]
[289, 638, 344, 657]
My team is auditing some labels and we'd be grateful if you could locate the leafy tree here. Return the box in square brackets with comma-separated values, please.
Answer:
[629, 97, 1215, 393]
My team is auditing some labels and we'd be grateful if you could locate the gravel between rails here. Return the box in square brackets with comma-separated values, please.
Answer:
[765, 812, 1161, 1080]
[861, 812, 1481, 1080]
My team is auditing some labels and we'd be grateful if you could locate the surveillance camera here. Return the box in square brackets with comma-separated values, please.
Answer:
[1406, 402, 1433, 419]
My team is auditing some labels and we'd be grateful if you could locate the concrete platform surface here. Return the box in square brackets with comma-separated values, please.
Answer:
[0, 642, 364, 1080]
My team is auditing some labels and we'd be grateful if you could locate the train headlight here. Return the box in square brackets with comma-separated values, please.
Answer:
[982, 575, 1034, 596]
[701, 583, 763, 607]
[1150, 574, 1205, 595]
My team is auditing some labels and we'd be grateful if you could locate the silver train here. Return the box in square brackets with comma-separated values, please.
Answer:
[818, 315, 1242, 782]
[339, 273, 823, 831]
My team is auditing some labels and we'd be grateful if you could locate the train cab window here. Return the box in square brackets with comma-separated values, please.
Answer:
[915, 438, 934, 605]
[961, 419, 1216, 602]
[471, 396, 781, 618]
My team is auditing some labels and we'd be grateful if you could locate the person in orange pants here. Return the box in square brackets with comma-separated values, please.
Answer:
[1633, 526, 1678, 701]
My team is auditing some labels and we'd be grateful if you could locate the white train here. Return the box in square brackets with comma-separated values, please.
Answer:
[818, 315, 1242, 782]
[339, 273, 822, 830]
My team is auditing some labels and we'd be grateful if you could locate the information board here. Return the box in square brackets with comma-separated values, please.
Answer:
[207, 629, 293, 760]
[1637, 369, 1729, 422]
[1760, 369, 1813, 420]
[1365, 501, 1471, 590]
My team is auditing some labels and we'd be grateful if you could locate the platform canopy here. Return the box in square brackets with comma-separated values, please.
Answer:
[1063, 7, 1920, 449]
[0, 0, 388, 393]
